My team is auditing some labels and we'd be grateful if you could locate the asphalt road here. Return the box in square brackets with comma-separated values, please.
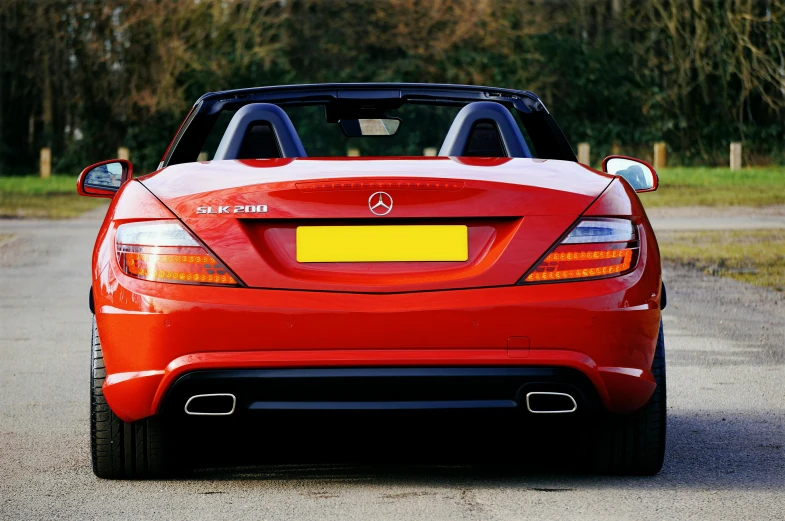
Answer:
[1, 209, 783, 520]
[649, 215, 785, 231]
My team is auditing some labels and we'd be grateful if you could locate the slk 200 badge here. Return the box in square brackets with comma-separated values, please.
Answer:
[196, 205, 268, 214]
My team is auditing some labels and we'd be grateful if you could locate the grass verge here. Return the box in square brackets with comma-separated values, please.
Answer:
[639, 166, 785, 207]
[0, 175, 105, 218]
[658, 229, 785, 292]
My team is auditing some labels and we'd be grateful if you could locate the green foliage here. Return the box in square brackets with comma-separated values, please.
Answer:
[534, 33, 650, 153]
[0, 175, 104, 218]
[0, 175, 78, 194]
[1, 0, 783, 175]
[640, 167, 785, 207]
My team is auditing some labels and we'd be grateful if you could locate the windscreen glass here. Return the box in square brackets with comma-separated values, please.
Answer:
[196, 101, 537, 160]
[285, 104, 461, 157]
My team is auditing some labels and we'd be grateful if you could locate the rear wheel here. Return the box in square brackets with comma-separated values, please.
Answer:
[587, 320, 666, 475]
[90, 317, 171, 479]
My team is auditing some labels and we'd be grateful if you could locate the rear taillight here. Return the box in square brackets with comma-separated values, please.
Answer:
[522, 218, 638, 283]
[115, 220, 240, 286]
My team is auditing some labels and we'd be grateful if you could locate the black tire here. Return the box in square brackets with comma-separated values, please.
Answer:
[90, 317, 170, 479]
[587, 320, 666, 475]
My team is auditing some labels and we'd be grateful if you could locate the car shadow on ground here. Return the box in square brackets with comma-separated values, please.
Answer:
[177, 410, 783, 489]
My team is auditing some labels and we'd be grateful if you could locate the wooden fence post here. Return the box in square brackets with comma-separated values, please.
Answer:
[577, 142, 590, 165]
[40, 148, 51, 179]
[197, 152, 208, 162]
[347, 148, 360, 157]
[117, 147, 130, 160]
[611, 141, 621, 156]
[423, 147, 438, 157]
[653, 142, 667, 169]
[729, 142, 742, 171]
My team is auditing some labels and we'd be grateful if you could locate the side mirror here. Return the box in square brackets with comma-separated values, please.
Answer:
[602, 155, 658, 192]
[76, 159, 133, 198]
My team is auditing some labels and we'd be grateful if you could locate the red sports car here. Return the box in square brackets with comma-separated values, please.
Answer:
[78, 83, 666, 478]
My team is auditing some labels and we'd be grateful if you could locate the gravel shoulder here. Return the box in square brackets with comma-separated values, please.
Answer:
[0, 211, 783, 521]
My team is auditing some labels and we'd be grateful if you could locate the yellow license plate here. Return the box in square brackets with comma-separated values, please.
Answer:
[296, 225, 468, 263]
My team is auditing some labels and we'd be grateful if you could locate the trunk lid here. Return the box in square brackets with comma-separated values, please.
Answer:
[140, 157, 613, 293]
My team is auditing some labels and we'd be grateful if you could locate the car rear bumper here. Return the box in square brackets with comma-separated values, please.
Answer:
[159, 367, 600, 416]
[102, 348, 656, 422]
[95, 263, 662, 422]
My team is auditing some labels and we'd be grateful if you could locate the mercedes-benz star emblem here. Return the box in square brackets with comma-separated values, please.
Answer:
[368, 191, 393, 216]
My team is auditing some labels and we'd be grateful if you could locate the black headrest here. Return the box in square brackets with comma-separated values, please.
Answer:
[213, 103, 307, 160]
[438, 102, 531, 158]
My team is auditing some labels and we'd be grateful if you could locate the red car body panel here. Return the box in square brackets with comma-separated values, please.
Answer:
[90, 156, 662, 423]
[137, 157, 614, 293]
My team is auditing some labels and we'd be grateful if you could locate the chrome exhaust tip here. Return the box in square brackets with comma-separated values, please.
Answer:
[184, 393, 236, 416]
[525, 392, 577, 414]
